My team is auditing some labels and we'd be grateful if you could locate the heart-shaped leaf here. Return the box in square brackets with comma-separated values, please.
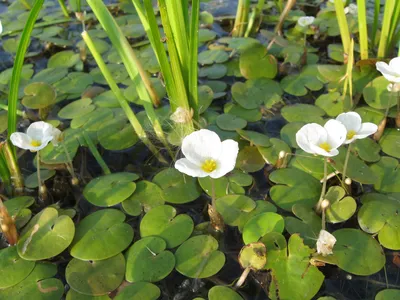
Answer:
[114, 282, 160, 300]
[370, 157, 400, 193]
[239, 44, 277, 79]
[22, 82, 56, 109]
[363, 76, 397, 109]
[242, 212, 285, 244]
[216, 194, 256, 226]
[325, 186, 357, 224]
[208, 286, 243, 300]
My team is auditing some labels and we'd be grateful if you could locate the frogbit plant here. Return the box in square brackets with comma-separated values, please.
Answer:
[297, 16, 315, 47]
[175, 129, 239, 231]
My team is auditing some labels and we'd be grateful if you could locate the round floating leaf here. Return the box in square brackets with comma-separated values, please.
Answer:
[237, 129, 271, 147]
[216, 194, 256, 226]
[198, 176, 244, 198]
[199, 64, 227, 79]
[25, 169, 56, 189]
[58, 98, 95, 119]
[153, 168, 201, 204]
[265, 234, 324, 300]
[257, 138, 291, 165]
[315, 92, 346, 117]
[0, 262, 64, 300]
[242, 212, 284, 244]
[237, 146, 265, 172]
[0, 246, 35, 289]
[199, 29, 217, 43]
[70, 209, 133, 260]
[289, 150, 327, 179]
[358, 193, 400, 250]
[114, 282, 160, 300]
[83, 172, 137, 207]
[224, 103, 262, 122]
[67, 289, 111, 299]
[353, 138, 381, 162]
[269, 168, 321, 211]
[175, 235, 225, 278]
[97, 118, 138, 151]
[379, 128, 400, 159]
[227, 170, 253, 187]
[219, 36, 261, 53]
[122, 181, 165, 216]
[238, 242, 267, 270]
[17, 207, 75, 261]
[48, 50, 80, 68]
[332, 229, 385, 275]
[3, 196, 34, 229]
[355, 106, 385, 125]
[231, 78, 282, 109]
[208, 286, 243, 300]
[285, 204, 321, 247]
[281, 104, 325, 123]
[54, 72, 93, 95]
[71, 107, 113, 131]
[281, 72, 324, 96]
[239, 44, 277, 79]
[238, 200, 277, 232]
[325, 186, 357, 224]
[22, 82, 56, 109]
[198, 49, 229, 65]
[370, 157, 400, 193]
[280, 122, 305, 148]
[125, 236, 175, 282]
[67, 254, 125, 296]
[363, 76, 397, 109]
[140, 205, 193, 248]
[216, 114, 247, 131]
[375, 289, 400, 300]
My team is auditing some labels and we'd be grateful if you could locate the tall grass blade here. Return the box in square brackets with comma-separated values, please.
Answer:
[334, 0, 351, 56]
[356, 0, 368, 59]
[377, 0, 395, 58]
[189, 0, 200, 121]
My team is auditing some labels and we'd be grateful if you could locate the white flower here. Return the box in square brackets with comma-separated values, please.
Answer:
[297, 16, 315, 27]
[296, 120, 347, 157]
[336, 112, 378, 144]
[175, 129, 239, 178]
[170, 107, 194, 124]
[376, 57, 400, 83]
[316, 229, 336, 256]
[50, 127, 63, 146]
[344, 4, 358, 15]
[0, 20, 3, 35]
[10, 121, 55, 152]
[387, 83, 400, 92]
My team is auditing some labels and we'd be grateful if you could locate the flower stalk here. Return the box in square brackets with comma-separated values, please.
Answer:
[82, 131, 111, 175]
[316, 157, 328, 213]
[341, 143, 352, 187]
[208, 178, 225, 232]
[0, 196, 18, 245]
[1, 142, 24, 194]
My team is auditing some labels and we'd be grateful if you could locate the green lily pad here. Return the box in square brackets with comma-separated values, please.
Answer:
[17, 207, 75, 261]
[199, 64, 227, 79]
[355, 106, 385, 125]
[66, 289, 111, 300]
[198, 85, 214, 114]
[238, 242, 267, 270]
[54, 72, 93, 95]
[83, 172, 137, 207]
[198, 50, 229, 65]
[281, 72, 324, 96]
[269, 168, 321, 211]
[215, 194, 256, 226]
[97, 117, 138, 151]
[227, 170, 253, 186]
[216, 114, 247, 131]
[25, 169, 56, 189]
[70, 209, 134, 260]
[114, 282, 160, 300]
[71, 107, 114, 131]
[242, 212, 285, 244]
[358, 193, 400, 250]
[330, 148, 378, 184]
[122, 181, 165, 216]
[66, 254, 125, 296]
[257, 138, 292, 165]
[315, 92, 346, 117]
[236, 146, 265, 173]
[285, 204, 321, 247]
[199, 29, 217, 43]
[379, 129, 400, 159]
[363, 76, 397, 109]
[40, 128, 80, 164]
[208, 286, 243, 300]
[48, 50, 80, 68]
[0, 262, 64, 300]
[237, 129, 271, 147]
[0, 246, 35, 289]
[238, 200, 278, 232]
[58, 98, 96, 119]
[153, 168, 201, 204]
[3, 196, 34, 229]
[219, 37, 260, 53]
[325, 186, 357, 224]
[140, 205, 193, 248]
[239, 44, 277, 79]
[231, 78, 282, 110]
[22, 82, 56, 109]
[353, 138, 381, 162]
[265, 234, 324, 300]
[125, 236, 175, 282]
[375, 289, 400, 300]
[370, 157, 400, 193]
[90, 64, 129, 85]
[281, 104, 325, 123]
[175, 235, 225, 278]
[332, 229, 385, 275]
[224, 103, 262, 122]
[198, 176, 245, 198]
[280, 122, 305, 148]
[289, 150, 328, 179]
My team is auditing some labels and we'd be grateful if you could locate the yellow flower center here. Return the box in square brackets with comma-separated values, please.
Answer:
[201, 159, 217, 173]
[346, 130, 356, 140]
[319, 142, 331, 152]
[30, 140, 42, 147]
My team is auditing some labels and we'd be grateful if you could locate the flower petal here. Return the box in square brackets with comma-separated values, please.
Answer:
[388, 57, 400, 75]
[210, 139, 239, 178]
[354, 122, 378, 139]
[181, 129, 222, 164]
[376, 61, 400, 82]
[317, 230, 337, 256]
[175, 158, 209, 178]
[10, 133, 32, 150]
[324, 119, 347, 149]
[26, 121, 55, 142]
[296, 123, 327, 154]
[336, 112, 362, 132]
[309, 143, 337, 157]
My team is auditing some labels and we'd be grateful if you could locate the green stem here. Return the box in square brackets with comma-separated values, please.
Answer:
[334, 0, 351, 55]
[82, 131, 111, 175]
[316, 157, 328, 213]
[2, 142, 24, 194]
[61, 141, 76, 179]
[188, 0, 200, 122]
[371, 0, 380, 50]
[0, 104, 24, 117]
[57, 0, 70, 18]
[211, 178, 216, 209]
[36, 151, 42, 190]
[377, 0, 395, 58]
[233, 0, 250, 37]
[342, 143, 352, 185]
[356, 0, 368, 60]
[321, 207, 326, 230]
